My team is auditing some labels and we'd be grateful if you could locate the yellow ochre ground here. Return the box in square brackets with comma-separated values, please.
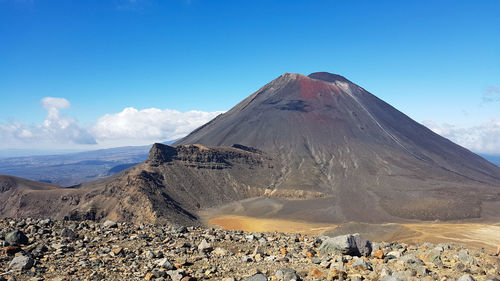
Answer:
[208, 215, 500, 252]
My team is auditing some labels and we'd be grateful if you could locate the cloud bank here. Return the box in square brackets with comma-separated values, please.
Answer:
[0, 97, 223, 149]
[0, 97, 96, 149]
[423, 119, 500, 155]
[91, 107, 223, 145]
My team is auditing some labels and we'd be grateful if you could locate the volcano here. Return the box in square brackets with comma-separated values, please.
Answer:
[1, 72, 500, 224]
[176, 72, 500, 221]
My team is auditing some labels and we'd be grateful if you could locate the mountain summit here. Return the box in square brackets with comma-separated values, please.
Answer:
[1, 72, 499, 224]
[176, 72, 500, 221]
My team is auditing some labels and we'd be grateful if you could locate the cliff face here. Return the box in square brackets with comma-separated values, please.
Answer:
[0, 144, 276, 225]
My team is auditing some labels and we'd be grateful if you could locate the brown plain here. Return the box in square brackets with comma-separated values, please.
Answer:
[208, 215, 500, 252]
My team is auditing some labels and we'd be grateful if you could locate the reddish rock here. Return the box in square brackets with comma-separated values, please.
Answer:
[373, 249, 384, 259]
[308, 268, 324, 278]
[2, 245, 21, 256]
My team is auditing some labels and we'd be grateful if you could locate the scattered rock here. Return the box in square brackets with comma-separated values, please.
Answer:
[0, 218, 493, 281]
[198, 239, 213, 252]
[5, 230, 28, 246]
[8, 255, 34, 270]
[60, 228, 78, 240]
[213, 247, 228, 256]
[458, 274, 476, 281]
[2, 245, 21, 255]
[373, 249, 384, 259]
[103, 220, 117, 228]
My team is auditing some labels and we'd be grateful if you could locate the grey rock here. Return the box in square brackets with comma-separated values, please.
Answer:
[424, 249, 442, 265]
[458, 274, 476, 281]
[175, 226, 188, 233]
[103, 220, 117, 228]
[8, 255, 34, 270]
[319, 233, 372, 257]
[352, 258, 373, 270]
[156, 258, 174, 270]
[61, 228, 78, 240]
[458, 249, 475, 265]
[166, 270, 184, 281]
[379, 276, 403, 281]
[276, 269, 297, 281]
[5, 230, 29, 246]
[198, 239, 213, 252]
[246, 274, 267, 281]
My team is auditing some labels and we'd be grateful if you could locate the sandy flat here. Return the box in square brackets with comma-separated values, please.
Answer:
[208, 215, 335, 235]
[208, 215, 500, 252]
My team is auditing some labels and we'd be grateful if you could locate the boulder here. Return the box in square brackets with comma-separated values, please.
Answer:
[458, 274, 476, 281]
[319, 233, 372, 257]
[5, 230, 29, 246]
[198, 239, 213, 253]
[8, 255, 34, 270]
[103, 220, 117, 228]
[246, 274, 267, 281]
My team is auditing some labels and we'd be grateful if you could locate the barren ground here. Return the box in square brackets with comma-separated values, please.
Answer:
[206, 215, 500, 253]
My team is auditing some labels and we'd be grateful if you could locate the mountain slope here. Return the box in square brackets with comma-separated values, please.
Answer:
[0, 144, 276, 225]
[176, 72, 500, 221]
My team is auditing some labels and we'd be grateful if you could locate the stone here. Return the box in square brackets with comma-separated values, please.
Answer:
[144, 273, 154, 280]
[319, 233, 372, 257]
[246, 274, 267, 281]
[379, 276, 404, 281]
[308, 268, 324, 278]
[103, 220, 117, 228]
[497, 246, 500, 256]
[8, 255, 34, 270]
[458, 274, 476, 281]
[176, 226, 188, 233]
[253, 245, 265, 257]
[2, 245, 21, 255]
[373, 249, 384, 259]
[213, 247, 228, 256]
[156, 258, 174, 270]
[5, 230, 29, 246]
[61, 228, 78, 240]
[198, 239, 212, 252]
[423, 249, 442, 264]
[352, 258, 373, 271]
[167, 270, 184, 281]
[111, 247, 123, 255]
[458, 249, 475, 265]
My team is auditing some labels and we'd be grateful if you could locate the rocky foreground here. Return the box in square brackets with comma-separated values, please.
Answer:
[1, 219, 499, 281]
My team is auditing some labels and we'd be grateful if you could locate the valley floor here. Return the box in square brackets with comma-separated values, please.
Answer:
[207, 215, 500, 253]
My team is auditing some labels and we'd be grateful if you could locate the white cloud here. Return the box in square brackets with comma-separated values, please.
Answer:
[0, 97, 224, 150]
[91, 107, 223, 144]
[423, 119, 500, 154]
[0, 97, 96, 149]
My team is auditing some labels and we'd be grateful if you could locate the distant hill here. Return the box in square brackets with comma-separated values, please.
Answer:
[0, 140, 177, 187]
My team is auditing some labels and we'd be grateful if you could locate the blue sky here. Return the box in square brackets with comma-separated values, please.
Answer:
[0, 0, 499, 154]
